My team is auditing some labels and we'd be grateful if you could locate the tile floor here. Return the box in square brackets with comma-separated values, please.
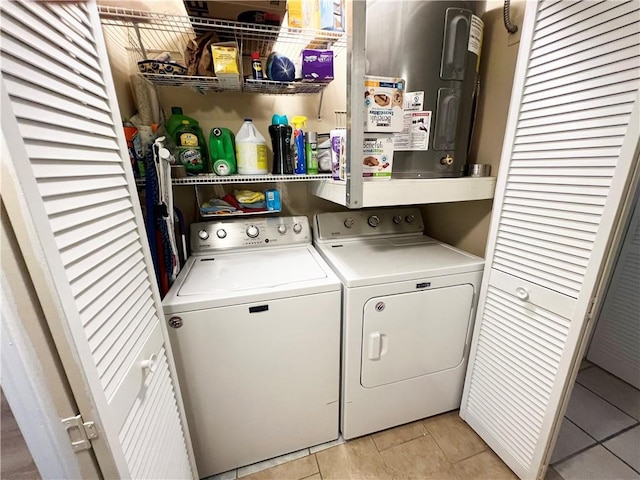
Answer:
[205, 362, 640, 480]
[205, 411, 517, 480]
[548, 362, 640, 480]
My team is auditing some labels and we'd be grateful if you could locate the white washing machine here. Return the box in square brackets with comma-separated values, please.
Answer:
[163, 216, 341, 477]
[313, 208, 484, 440]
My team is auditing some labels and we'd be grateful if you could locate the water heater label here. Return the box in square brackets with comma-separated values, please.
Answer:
[404, 91, 424, 112]
[394, 111, 431, 151]
[468, 15, 484, 58]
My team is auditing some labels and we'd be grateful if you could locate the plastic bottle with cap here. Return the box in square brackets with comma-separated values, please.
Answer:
[291, 115, 308, 175]
[209, 127, 237, 176]
[236, 119, 268, 175]
[269, 114, 293, 175]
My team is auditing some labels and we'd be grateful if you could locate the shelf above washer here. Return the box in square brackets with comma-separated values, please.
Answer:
[136, 173, 333, 186]
[308, 177, 497, 207]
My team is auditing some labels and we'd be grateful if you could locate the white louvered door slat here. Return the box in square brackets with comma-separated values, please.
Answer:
[588, 192, 640, 388]
[0, 1, 196, 478]
[461, 1, 640, 479]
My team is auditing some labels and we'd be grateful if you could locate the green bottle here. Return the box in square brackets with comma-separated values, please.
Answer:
[305, 131, 318, 175]
[166, 106, 194, 138]
[175, 120, 208, 174]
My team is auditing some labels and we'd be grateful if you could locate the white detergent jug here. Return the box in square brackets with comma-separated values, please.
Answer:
[236, 118, 268, 175]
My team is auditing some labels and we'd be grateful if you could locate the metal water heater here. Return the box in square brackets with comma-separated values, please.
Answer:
[366, 1, 484, 178]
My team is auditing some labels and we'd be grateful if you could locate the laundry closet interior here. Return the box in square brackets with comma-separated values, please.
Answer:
[1, 1, 638, 480]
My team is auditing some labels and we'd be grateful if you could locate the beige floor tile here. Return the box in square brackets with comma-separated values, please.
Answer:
[316, 436, 391, 480]
[423, 411, 486, 463]
[238, 455, 318, 480]
[451, 450, 518, 480]
[379, 435, 456, 480]
[371, 420, 428, 451]
[301, 474, 321, 480]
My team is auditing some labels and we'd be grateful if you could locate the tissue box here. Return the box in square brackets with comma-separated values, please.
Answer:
[302, 49, 334, 82]
[364, 76, 405, 133]
[362, 134, 394, 180]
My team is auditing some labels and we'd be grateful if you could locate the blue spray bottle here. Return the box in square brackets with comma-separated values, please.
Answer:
[291, 115, 307, 174]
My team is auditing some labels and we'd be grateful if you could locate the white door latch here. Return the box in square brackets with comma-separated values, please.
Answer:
[61, 414, 98, 452]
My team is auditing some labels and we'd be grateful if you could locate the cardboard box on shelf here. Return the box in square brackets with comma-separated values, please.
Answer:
[301, 49, 334, 82]
[334, 133, 395, 181]
[287, 0, 303, 28]
[320, 0, 345, 31]
[211, 42, 242, 89]
[362, 134, 394, 180]
[183, 0, 286, 24]
[364, 76, 406, 133]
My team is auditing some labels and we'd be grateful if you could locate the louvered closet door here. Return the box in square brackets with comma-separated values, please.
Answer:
[460, 1, 640, 479]
[0, 2, 196, 478]
[588, 191, 640, 389]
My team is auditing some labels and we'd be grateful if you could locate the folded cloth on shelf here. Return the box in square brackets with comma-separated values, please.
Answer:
[201, 198, 237, 214]
[222, 194, 241, 210]
[240, 206, 267, 213]
[238, 200, 266, 209]
[234, 189, 265, 204]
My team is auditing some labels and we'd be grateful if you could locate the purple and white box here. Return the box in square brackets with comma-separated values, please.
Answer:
[302, 49, 334, 82]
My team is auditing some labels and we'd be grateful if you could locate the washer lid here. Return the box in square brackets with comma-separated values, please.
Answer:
[178, 247, 328, 296]
[315, 235, 484, 288]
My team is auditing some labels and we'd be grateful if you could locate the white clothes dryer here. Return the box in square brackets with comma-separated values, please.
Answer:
[313, 208, 484, 440]
[163, 216, 341, 477]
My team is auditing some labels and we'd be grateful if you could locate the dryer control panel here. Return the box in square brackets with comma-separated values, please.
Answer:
[191, 216, 312, 253]
[314, 208, 425, 241]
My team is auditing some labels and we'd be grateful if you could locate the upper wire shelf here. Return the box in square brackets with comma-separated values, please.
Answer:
[98, 6, 347, 68]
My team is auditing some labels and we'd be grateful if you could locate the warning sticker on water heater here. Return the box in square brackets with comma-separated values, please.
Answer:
[468, 15, 483, 56]
[394, 111, 431, 151]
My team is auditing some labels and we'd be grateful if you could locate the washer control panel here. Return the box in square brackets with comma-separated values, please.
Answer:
[314, 208, 425, 241]
[191, 216, 311, 253]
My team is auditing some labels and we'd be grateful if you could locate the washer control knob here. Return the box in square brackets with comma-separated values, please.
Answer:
[216, 229, 227, 239]
[292, 223, 303, 234]
[393, 215, 403, 224]
[368, 215, 380, 228]
[246, 225, 259, 238]
[277, 224, 287, 234]
[198, 229, 209, 240]
[344, 218, 355, 228]
[405, 214, 415, 223]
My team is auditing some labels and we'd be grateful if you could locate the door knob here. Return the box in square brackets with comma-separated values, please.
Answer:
[515, 287, 529, 301]
[141, 353, 158, 373]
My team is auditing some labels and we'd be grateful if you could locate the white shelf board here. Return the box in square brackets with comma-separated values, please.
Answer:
[308, 177, 497, 207]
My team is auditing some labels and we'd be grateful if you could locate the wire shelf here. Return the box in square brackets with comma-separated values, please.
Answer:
[135, 173, 333, 186]
[243, 79, 327, 95]
[98, 6, 347, 66]
[139, 72, 232, 91]
[200, 208, 281, 219]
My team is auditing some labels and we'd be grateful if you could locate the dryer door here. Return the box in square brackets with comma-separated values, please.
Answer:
[361, 284, 474, 388]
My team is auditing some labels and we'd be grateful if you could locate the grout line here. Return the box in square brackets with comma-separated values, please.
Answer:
[552, 417, 640, 473]
[601, 438, 640, 475]
[312, 453, 322, 480]
[572, 378, 639, 422]
[598, 421, 640, 444]
[551, 443, 599, 467]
